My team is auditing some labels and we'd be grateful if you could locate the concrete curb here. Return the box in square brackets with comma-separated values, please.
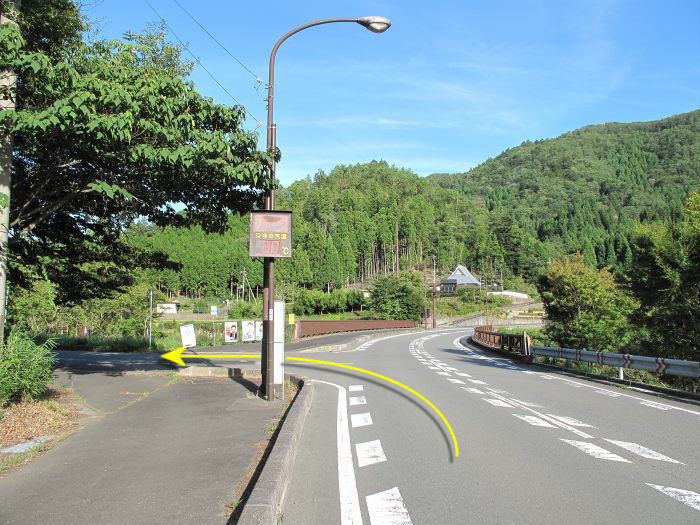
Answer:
[237, 375, 315, 525]
[464, 336, 700, 406]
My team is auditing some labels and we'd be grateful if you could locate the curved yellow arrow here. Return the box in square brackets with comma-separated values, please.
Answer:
[161, 347, 459, 458]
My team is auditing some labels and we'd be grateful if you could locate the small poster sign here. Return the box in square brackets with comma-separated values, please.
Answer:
[242, 320, 256, 342]
[224, 322, 238, 343]
[180, 324, 196, 348]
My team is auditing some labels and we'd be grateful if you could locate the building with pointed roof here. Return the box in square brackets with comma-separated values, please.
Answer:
[440, 265, 481, 293]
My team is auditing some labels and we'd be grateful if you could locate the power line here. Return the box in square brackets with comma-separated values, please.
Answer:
[142, 0, 262, 126]
[171, 0, 264, 85]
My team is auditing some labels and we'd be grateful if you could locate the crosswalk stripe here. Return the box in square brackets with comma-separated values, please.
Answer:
[366, 487, 413, 524]
[350, 413, 373, 428]
[561, 439, 630, 462]
[349, 396, 367, 406]
[348, 385, 363, 392]
[604, 439, 682, 464]
[355, 440, 387, 467]
[646, 484, 700, 512]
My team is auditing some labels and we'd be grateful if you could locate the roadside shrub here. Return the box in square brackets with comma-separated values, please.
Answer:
[0, 332, 55, 406]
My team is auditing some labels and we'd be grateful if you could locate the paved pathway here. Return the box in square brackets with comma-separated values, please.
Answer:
[0, 368, 283, 524]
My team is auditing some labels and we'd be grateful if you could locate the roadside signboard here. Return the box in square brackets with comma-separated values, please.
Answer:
[180, 324, 196, 348]
[249, 211, 292, 258]
[255, 320, 263, 341]
[288, 313, 295, 325]
[210, 305, 218, 316]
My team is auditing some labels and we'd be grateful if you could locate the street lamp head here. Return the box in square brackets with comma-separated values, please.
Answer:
[357, 16, 392, 33]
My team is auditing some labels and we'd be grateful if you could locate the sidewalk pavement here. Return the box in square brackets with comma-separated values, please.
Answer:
[0, 366, 284, 524]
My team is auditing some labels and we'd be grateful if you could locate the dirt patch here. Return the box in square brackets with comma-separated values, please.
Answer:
[0, 387, 79, 448]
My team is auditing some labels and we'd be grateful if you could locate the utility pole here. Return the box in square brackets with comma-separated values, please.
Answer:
[0, 1, 19, 346]
[432, 255, 436, 329]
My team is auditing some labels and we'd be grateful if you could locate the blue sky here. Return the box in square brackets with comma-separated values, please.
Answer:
[87, 0, 700, 186]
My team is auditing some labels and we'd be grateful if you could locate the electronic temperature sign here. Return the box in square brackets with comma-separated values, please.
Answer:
[249, 211, 292, 258]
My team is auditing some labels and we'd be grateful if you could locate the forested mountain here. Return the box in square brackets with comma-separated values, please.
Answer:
[430, 110, 700, 272]
[124, 110, 700, 298]
[126, 161, 510, 297]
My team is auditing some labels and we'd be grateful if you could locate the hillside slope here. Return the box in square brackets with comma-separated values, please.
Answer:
[430, 110, 700, 270]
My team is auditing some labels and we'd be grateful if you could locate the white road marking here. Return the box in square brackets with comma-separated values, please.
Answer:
[349, 396, 367, 406]
[428, 366, 440, 370]
[447, 378, 465, 384]
[646, 484, 700, 512]
[640, 400, 672, 410]
[561, 440, 630, 462]
[510, 399, 542, 408]
[490, 389, 510, 394]
[444, 367, 458, 371]
[455, 372, 471, 377]
[546, 415, 596, 428]
[349, 385, 363, 392]
[366, 487, 413, 525]
[461, 387, 484, 394]
[483, 398, 512, 407]
[351, 413, 373, 428]
[596, 390, 621, 397]
[311, 380, 362, 525]
[468, 379, 487, 385]
[486, 390, 594, 438]
[513, 414, 556, 427]
[604, 439, 682, 464]
[355, 440, 387, 467]
[437, 371, 451, 376]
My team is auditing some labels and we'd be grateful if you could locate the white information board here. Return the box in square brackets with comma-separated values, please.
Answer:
[180, 324, 196, 348]
[273, 301, 285, 385]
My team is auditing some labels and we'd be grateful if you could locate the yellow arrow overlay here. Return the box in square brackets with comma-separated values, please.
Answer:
[161, 347, 459, 458]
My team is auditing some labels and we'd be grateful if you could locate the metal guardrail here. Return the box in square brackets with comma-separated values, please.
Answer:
[472, 326, 525, 354]
[532, 346, 700, 378]
[471, 325, 700, 378]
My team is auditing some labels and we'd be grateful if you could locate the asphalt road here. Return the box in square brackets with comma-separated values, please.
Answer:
[279, 329, 700, 524]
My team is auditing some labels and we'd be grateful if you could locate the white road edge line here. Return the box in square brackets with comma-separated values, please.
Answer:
[454, 336, 700, 418]
[311, 380, 363, 525]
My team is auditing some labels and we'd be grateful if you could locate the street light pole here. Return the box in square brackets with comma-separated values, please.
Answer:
[432, 255, 437, 329]
[261, 16, 391, 400]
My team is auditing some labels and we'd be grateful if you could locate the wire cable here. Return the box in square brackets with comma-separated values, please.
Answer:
[171, 0, 264, 85]
[142, 0, 262, 126]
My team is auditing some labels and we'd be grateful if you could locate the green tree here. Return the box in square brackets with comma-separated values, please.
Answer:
[369, 272, 425, 321]
[627, 192, 700, 361]
[1, 3, 273, 300]
[538, 255, 636, 352]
